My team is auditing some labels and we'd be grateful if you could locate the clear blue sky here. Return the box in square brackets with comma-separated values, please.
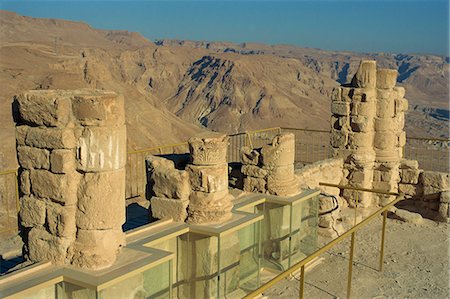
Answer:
[1, 0, 449, 56]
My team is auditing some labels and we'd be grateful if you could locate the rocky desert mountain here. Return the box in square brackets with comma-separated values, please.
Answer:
[0, 11, 448, 168]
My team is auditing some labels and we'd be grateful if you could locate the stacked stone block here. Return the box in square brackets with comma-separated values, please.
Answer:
[16, 90, 126, 270]
[331, 60, 408, 208]
[147, 156, 190, 222]
[187, 132, 233, 224]
[242, 133, 299, 196]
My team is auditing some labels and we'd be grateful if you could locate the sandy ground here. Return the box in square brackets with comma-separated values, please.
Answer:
[265, 217, 449, 299]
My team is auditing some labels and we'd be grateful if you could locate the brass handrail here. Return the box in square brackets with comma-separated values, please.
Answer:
[244, 184, 402, 299]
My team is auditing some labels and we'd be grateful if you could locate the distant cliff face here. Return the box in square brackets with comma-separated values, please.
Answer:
[0, 10, 448, 168]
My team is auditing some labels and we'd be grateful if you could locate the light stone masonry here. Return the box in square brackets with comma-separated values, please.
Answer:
[15, 89, 127, 270]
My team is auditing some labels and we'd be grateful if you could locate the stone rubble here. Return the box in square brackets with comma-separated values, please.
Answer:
[16, 89, 126, 270]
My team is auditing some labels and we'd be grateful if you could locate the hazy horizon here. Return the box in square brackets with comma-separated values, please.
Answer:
[1, 0, 449, 56]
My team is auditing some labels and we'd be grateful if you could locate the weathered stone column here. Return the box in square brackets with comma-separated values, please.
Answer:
[331, 60, 408, 208]
[16, 89, 126, 270]
[331, 61, 377, 207]
[373, 69, 408, 205]
[241, 133, 299, 196]
[187, 132, 233, 224]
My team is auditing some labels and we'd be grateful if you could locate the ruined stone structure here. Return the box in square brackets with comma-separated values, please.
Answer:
[242, 132, 299, 196]
[331, 61, 408, 207]
[147, 156, 190, 222]
[148, 132, 233, 224]
[15, 89, 126, 270]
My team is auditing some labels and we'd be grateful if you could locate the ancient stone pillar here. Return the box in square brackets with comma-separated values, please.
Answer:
[373, 69, 408, 205]
[187, 132, 233, 224]
[331, 60, 408, 207]
[15, 89, 126, 270]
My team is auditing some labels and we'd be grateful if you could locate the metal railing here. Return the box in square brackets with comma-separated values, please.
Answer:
[280, 127, 449, 173]
[244, 183, 401, 299]
[0, 169, 19, 237]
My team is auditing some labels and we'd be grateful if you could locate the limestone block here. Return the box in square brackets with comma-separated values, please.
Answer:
[440, 191, 450, 203]
[340, 87, 352, 102]
[374, 132, 397, 150]
[331, 101, 350, 116]
[261, 133, 295, 168]
[149, 163, 190, 199]
[188, 192, 233, 224]
[437, 203, 449, 222]
[400, 159, 419, 170]
[331, 115, 349, 130]
[399, 184, 421, 197]
[150, 197, 189, 222]
[267, 177, 299, 196]
[342, 189, 372, 208]
[188, 132, 228, 165]
[422, 171, 449, 196]
[347, 150, 375, 165]
[392, 113, 405, 129]
[330, 129, 348, 148]
[20, 170, 30, 195]
[373, 181, 398, 193]
[349, 169, 373, 185]
[50, 149, 75, 174]
[347, 132, 374, 149]
[352, 87, 377, 100]
[243, 177, 267, 193]
[17, 146, 50, 169]
[355, 101, 376, 119]
[350, 116, 372, 132]
[77, 169, 126, 230]
[27, 227, 72, 265]
[379, 168, 401, 183]
[30, 169, 80, 205]
[351, 60, 377, 88]
[376, 89, 394, 100]
[401, 169, 420, 184]
[395, 98, 408, 115]
[26, 127, 77, 149]
[71, 91, 125, 126]
[394, 209, 422, 224]
[374, 117, 394, 132]
[376, 98, 395, 118]
[268, 164, 295, 181]
[242, 164, 268, 178]
[375, 148, 402, 162]
[46, 202, 77, 238]
[70, 228, 125, 270]
[331, 87, 342, 102]
[77, 126, 126, 172]
[16, 91, 72, 127]
[393, 86, 405, 99]
[187, 163, 228, 193]
[241, 146, 260, 165]
[376, 69, 398, 89]
[16, 126, 29, 146]
[19, 195, 46, 227]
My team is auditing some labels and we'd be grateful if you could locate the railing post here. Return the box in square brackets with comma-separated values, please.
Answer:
[299, 265, 305, 299]
[379, 210, 388, 271]
[347, 232, 356, 299]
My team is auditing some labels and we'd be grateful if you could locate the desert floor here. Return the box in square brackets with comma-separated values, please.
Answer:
[265, 217, 449, 299]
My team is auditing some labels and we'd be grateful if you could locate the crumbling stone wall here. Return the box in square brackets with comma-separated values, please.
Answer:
[15, 89, 126, 270]
[398, 160, 449, 223]
[242, 133, 299, 196]
[331, 60, 407, 208]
